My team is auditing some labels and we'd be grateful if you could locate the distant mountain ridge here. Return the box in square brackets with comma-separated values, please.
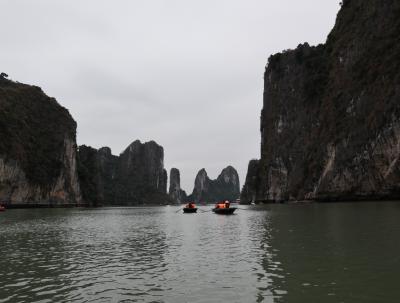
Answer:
[188, 166, 240, 203]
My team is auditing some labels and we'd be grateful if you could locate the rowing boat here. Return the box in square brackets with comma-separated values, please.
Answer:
[212, 207, 236, 215]
[183, 208, 198, 213]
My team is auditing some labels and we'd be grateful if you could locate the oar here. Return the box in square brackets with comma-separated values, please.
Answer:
[175, 208, 183, 213]
[199, 209, 213, 213]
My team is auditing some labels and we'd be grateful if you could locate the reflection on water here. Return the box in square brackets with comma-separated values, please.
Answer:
[0, 203, 399, 302]
[262, 203, 400, 303]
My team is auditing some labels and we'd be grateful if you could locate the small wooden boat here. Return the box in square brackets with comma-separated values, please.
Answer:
[183, 207, 198, 213]
[182, 202, 197, 213]
[212, 207, 237, 215]
[212, 201, 237, 215]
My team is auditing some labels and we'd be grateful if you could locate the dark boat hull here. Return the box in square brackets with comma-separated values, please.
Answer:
[212, 207, 237, 215]
[183, 208, 198, 213]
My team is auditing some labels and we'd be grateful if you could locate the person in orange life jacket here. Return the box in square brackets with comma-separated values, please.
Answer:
[187, 202, 196, 209]
[215, 201, 229, 209]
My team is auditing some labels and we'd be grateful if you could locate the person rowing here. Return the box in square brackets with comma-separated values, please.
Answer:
[186, 202, 196, 209]
[183, 202, 198, 213]
[215, 200, 230, 209]
[213, 200, 236, 215]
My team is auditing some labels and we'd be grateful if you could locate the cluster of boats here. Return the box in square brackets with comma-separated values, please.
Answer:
[182, 201, 237, 215]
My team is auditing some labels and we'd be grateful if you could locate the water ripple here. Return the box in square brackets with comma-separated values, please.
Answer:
[2, 204, 398, 302]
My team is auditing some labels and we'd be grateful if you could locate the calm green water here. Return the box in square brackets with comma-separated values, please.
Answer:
[0, 203, 399, 303]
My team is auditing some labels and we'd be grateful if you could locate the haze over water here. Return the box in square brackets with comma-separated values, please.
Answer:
[1, 203, 399, 302]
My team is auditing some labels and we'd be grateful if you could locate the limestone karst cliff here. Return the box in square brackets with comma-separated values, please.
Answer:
[78, 140, 170, 205]
[240, 160, 260, 204]
[78, 146, 118, 205]
[117, 140, 168, 204]
[0, 75, 81, 206]
[241, 0, 400, 203]
[189, 166, 240, 203]
[168, 168, 187, 204]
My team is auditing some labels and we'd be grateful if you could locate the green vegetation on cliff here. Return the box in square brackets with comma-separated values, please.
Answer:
[0, 75, 77, 188]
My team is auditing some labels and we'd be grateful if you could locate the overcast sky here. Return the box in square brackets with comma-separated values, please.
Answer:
[1, 0, 340, 192]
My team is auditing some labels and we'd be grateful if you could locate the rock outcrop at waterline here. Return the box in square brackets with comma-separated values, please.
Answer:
[78, 140, 170, 205]
[189, 166, 240, 203]
[169, 168, 187, 204]
[240, 160, 260, 204]
[241, 0, 400, 203]
[0, 75, 81, 205]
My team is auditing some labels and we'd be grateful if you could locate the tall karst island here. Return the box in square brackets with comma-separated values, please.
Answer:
[0, 75, 81, 205]
[241, 0, 400, 203]
[168, 168, 188, 204]
[78, 140, 170, 206]
[188, 166, 240, 203]
[168, 166, 240, 204]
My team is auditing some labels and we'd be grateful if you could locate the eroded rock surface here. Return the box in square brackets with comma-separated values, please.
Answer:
[78, 140, 170, 205]
[241, 0, 400, 203]
[168, 168, 187, 204]
[190, 166, 240, 203]
[0, 76, 81, 206]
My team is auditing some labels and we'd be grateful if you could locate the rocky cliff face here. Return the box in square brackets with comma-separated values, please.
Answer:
[240, 160, 260, 204]
[168, 168, 187, 204]
[116, 140, 168, 204]
[78, 140, 170, 205]
[216, 166, 241, 201]
[241, 0, 400, 203]
[190, 166, 240, 203]
[78, 145, 118, 205]
[0, 75, 81, 206]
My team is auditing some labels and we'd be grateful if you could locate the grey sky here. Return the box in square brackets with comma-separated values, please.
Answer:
[1, 0, 340, 192]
